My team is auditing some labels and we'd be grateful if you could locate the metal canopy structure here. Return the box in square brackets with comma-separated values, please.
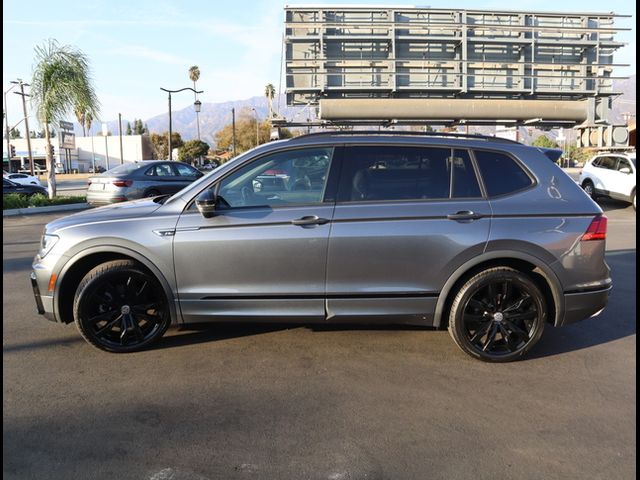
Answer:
[283, 5, 630, 128]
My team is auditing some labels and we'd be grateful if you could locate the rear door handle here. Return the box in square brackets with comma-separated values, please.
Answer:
[292, 215, 330, 226]
[447, 210, 484, 221]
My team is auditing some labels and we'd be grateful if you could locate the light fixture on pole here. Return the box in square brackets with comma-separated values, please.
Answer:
[102, 122, 110, 170]
[160, 87, 203, 161]
[4, 83, 19, 172]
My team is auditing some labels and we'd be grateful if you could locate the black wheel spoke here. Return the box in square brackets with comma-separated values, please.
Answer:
[487, 283, 498, 307]
[131, 315, 145, 341]
[95, 314, 123, 336]
[482, 323, 499, 352]
[503, 320, 529, 337]
[87, 309, 118, 324]
[468, 298, 489, 311]
[499, 324, 520, 352]
[503, 294, 531, 313]
[507, 311, 537, 322]
[502, 281, 512, 307]
[469, 322, 492, 344]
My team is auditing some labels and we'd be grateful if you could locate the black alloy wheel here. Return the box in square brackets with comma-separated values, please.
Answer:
[448, 267, 546, 362]
[73, 260, 171, 352]
[582, 180, 596, 200]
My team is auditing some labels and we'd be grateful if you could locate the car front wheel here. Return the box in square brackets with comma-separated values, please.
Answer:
[448, 267, 546, 362]
[73, 260, 171, 352]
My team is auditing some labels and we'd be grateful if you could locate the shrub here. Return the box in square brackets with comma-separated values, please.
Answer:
[3, 194, 86, 210]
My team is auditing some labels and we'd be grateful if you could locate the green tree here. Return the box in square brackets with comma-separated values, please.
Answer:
[531, 134, 559, 149]
[85, 112, 93, 135]
[74, 105, 86, 136]
[134, 119, 145, 135]
[565, 145, 591, 166]
[126, 122, 132, 135]
[150, 132, 183, 160]
[178, 139, 209, 164]
[9, 128, 21, 139]
[214, 108, 292, 154]
[143, 123, 149, 135]
[31, 39, 99, 197]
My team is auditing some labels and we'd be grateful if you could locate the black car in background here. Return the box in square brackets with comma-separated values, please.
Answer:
[3, 178, 48, 197]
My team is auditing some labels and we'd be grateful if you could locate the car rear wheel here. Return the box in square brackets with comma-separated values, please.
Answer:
[582, 179, 597, 200]
[73, 260, 171, 353]
[448, 267, 546, 362]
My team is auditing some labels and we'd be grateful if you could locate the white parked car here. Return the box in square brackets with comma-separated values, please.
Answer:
[579, 151, 636, 210]
[5, 173, 42, 186]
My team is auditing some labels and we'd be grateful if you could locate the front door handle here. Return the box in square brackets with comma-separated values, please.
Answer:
[292, 215, 330, 226]
[447, 210, 484, 221]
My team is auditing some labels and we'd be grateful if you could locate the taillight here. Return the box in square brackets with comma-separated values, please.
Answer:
[112, 180, 133, 187]
[582, 215, 607, 241]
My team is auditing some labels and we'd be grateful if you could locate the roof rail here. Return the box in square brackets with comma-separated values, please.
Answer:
[287, 130, 523, 145]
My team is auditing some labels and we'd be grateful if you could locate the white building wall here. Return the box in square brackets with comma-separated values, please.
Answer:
[5, 135, 147, 173]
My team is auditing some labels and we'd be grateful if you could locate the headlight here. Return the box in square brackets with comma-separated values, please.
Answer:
[39, 234, 59, 258]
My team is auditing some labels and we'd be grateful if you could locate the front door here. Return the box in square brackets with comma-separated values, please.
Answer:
[325, 145, 491, 324]
[173, 146, 337, 322]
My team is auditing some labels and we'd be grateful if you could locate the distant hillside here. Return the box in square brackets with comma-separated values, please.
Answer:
[92, 74, 635, 147]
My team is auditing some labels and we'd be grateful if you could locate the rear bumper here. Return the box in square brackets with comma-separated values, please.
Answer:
[560, 285, 612, 326]
[86, 191, 128, 205]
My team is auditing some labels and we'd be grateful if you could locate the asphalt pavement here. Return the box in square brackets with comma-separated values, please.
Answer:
[2, 201, 636, 480]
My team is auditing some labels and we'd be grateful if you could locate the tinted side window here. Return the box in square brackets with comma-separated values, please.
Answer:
[598, 157, 617, 170]
[216, 147, 333, 208]
[474, 150, 533, 197]
[338, 146, 452, 202]
[451, 150, 482, 198]
[616, 158, 632, 172]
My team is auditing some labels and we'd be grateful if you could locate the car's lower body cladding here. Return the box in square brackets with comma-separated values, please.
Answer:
[560, 285, 612, 326]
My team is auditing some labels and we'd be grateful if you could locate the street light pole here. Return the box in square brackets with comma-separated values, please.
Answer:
[118, 113, 124, 164]
[102, 123, 110, 170]
[231, 108, 237, 157]
[3, 84, 17, 172]
[160, 87, 203, 161]
[12, 80, 35, 176]
[251, 107, 259, 147]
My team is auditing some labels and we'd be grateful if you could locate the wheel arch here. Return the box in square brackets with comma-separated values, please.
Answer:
[434, 250, 563, 329]
[54, 246, 179, 325]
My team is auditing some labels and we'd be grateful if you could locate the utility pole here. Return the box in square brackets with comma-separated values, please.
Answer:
[3, 85, 16, 172]
[232, 107, 237, 157]
[167, 92, 172, 160]
[118, 113, 124, 164]
[13, 81, 34, 176]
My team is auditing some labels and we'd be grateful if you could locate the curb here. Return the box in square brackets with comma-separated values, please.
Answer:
[3, 203, 92, 217]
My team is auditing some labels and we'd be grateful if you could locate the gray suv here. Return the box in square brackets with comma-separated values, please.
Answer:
[31, 132, 611, 361]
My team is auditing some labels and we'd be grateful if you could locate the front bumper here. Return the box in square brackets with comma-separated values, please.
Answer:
[560, 285, 612, 326]
[30, 270, 56, 322]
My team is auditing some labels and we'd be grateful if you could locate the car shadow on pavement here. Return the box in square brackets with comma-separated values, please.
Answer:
[597, 198, 633, 212]
[527, 248, 636, 360]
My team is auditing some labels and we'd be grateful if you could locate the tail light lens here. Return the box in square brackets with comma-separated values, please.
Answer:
[582, 215, 607, 241]
[112, 180, 133, 187]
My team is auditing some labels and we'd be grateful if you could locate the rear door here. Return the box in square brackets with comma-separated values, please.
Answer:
[325, 145, 491, 324]
[173, 163, 203, 190]
[144, 163, 184, 194]
[609, 156, 635, 199]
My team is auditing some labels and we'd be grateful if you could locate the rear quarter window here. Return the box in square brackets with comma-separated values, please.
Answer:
[474, 150, 533, 197]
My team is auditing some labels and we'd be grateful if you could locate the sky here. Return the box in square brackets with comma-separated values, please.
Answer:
[2, 0, 636, 129]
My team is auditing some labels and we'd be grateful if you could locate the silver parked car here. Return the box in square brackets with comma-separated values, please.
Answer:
[31, 132, 611, 361]
[86, 160, 203, 205]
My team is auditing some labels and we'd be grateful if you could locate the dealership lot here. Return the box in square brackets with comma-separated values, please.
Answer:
[3, 202, 635, 480]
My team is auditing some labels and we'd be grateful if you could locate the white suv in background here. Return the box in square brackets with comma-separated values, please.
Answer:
[580, 151, 636, 210]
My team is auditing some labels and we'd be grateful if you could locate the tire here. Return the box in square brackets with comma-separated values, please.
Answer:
[448, 267, 546, 362]
[73, 260, 171, 353]
[582, 179, 597, 200]
[145, 189, 161, 198]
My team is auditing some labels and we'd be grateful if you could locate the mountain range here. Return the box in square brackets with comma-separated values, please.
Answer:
[96, 75, 636, 148]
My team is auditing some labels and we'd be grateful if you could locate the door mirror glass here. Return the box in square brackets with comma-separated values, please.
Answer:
[619, 167, 632, 174]
[195, 189, 218, 218]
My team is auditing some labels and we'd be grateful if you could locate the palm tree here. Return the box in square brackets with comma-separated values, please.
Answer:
[265, 83, 275, 119]
[74, 106, 86, 136]
[189, 65, 202, 163]
[31, 39, 99, 198]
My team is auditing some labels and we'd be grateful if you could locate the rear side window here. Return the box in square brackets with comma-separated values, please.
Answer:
[474, 150, 533, 197]
[339, 146, 482, 202]
[595, 157, 617, 170]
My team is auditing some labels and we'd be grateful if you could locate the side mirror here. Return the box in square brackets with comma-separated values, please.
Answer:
[195, 189, 217, 218]
[619, 167, 632, 174]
